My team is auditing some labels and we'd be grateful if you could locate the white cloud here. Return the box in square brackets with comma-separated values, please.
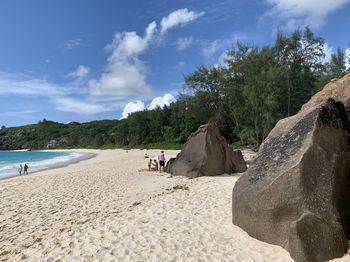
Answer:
[89, 9, 203, 99]
[160, 8, 205, 34]
[120, 94, 176, 119]
[0, 110, 36, 118]
[265, 0, 350, 29]
[346, 48, 350, 70]
[175, 61, 186, 69]
[54, 97, 112, 115]
[62, 38, 81, 50]
[148, 93, 176, 110]
[176, 37, 193, 51]
[201, 34, 244, 60]
[202, 40, 222, 59]
[322, 43, 334, 63]
[321, 44, 350, 68]
[67, 65, 90, 79]
[89, 59, 152, 98]
[213, 51, 230, 68]
[0, 72, 114, 116]
[121, 100, 145, 119]
[88, 22, 157, 98]
[0, 73, 62, 96]
[105, 22, 157, 58]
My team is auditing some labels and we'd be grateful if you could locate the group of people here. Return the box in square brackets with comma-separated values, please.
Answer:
[18, 164, 29, 175]
[147, 150, 166, 172]
[140, 150, 166, 172]
[148, 159, 158, 171]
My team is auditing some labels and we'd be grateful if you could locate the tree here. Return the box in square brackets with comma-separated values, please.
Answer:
[185, 66, 226, 122]
[114, 120, 129, 146]
[184, 27, 327, 146]
[69, 132, 80, 146]
[328, 47, 346, 77]
[226, 44, 285, 145]
[127, 111, 150, 146]
[94, 134, 104, 148]
[274, 27, 325, 116]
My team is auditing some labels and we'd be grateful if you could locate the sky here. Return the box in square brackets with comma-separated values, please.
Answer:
[0, 0, 349, 127]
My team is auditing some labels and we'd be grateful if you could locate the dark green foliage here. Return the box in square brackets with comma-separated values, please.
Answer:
[274, 27, 326, 116]
[329, 47, 347, 77]
[183, 28, 347, 146]
[0, 120, 117, 150]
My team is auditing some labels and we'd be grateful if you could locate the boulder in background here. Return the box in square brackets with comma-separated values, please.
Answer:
[168, 124, 247, 178]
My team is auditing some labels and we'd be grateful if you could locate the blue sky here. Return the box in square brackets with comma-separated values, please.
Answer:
[0, 0, 349, 127]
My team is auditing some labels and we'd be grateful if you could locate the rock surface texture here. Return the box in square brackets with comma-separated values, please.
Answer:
[301, 73, 350, 117]
[232, 99, 350, 262]
[165, 157, 176, 173]
[168, 124, 247, 178]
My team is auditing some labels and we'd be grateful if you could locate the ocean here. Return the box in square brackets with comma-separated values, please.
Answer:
[0, 151, 83, 179]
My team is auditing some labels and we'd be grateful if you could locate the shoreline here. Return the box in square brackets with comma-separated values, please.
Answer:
[29, 151, 97, 176]
[0, 150, 96, 181]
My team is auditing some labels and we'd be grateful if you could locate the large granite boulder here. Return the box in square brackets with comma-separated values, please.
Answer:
[232, 99, 350, 262]
[168, 124, 246, 178]
[164, 157, 176, 173]
[301, 72, 350, 117]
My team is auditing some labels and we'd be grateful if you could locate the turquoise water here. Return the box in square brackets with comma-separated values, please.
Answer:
[0, 151, 82, 179]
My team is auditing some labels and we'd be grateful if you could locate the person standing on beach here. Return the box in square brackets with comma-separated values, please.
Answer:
[18, 164, 23, 175]
[158, 150, 166, 172]
[23, 164, 28, 175]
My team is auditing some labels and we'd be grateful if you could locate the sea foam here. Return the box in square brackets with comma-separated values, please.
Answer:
[0, 151, 84, 179]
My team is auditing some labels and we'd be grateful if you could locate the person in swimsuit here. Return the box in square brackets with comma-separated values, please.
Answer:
[23, 164, 28, 175]
[152, 159, 159, 171]
[148, 159, 152, 171]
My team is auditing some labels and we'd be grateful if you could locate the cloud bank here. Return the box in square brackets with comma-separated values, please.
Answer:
[0, 73, 61, 96]
[148, 94, 176, 110]
[0, 72, 116, 115]
[54, 97, 114, 115]
[0, 110, 37, 118]
[160, 8, 205, 34]
[121, 93, 176, 119]
[88, 21, 156, 97]
[265, 0, 350, 28]
[121, 100, 145, 119]
[88, 8, 203, 99]
[346, 48, 350, 70]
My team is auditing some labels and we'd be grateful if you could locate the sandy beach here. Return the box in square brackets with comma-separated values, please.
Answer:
[0, 149, 349, 261]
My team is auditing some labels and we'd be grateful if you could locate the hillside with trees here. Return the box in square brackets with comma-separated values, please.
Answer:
[0, 28, 349, 150]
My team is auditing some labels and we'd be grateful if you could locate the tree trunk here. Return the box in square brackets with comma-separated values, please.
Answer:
[233, 111, 244, 145]
[287, 80, 291, 117]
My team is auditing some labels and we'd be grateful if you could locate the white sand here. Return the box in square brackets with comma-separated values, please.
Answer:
[0, 149, 349, 261]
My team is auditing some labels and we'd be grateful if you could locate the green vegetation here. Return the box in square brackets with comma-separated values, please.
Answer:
[183, 27, 349, 146]
[0, 28, 349, 150]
